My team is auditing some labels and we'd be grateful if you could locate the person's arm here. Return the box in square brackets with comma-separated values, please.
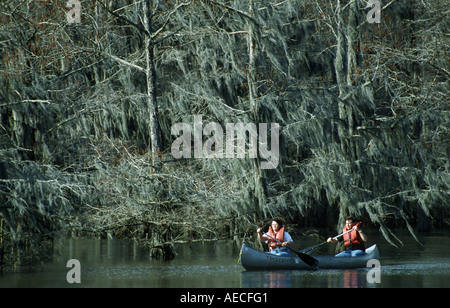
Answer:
[327, 234, 343, 243]
[282, 232, 293, 247]
[257, 228, 267, 242]
[354, 225, 368, 242]
[327, 237, 338, 243]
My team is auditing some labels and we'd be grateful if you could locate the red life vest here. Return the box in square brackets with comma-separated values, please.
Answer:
[342, 227, 361, 247]
[267, 226, 285, 249]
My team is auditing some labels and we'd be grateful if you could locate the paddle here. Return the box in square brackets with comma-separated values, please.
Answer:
[300, 222, 362, 254]
[263, 232, 319, 268]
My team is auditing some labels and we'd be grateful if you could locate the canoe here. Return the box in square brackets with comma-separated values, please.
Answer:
[240, 244, 379, 271]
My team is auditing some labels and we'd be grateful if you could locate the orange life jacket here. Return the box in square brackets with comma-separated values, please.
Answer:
[342, 227, 361, 247]
[267, 226, 285, 249]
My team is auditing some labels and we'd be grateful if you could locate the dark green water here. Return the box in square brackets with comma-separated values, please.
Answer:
[1, 230, 449, 288]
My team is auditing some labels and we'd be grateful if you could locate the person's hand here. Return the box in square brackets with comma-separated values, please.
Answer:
[281, 242, 288, 247]
[327, 237, 333, 243]
[353, 221, 362, 231]
[257, 228, 262, 234]
[353, 222, 362, 231]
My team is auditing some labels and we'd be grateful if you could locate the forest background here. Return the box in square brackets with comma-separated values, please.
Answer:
[0, 0, 448, 271]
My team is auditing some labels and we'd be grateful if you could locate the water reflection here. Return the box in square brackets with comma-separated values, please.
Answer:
[241, 271, 292, 288]
[325, 269, 374, 288]
[240, 269, 375, 288]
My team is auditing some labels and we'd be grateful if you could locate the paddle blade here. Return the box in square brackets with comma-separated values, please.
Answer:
[294, 250, 319, 268]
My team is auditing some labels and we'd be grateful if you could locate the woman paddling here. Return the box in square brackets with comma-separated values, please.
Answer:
[257, 219, 293, 256]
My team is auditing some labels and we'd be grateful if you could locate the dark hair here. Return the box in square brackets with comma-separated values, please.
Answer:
[345, 216, 355, 222]
[271, 218, 284, 227]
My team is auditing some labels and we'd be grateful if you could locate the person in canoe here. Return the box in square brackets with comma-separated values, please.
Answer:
[256, 219, 293, 256]
[327, 216, 368, 257]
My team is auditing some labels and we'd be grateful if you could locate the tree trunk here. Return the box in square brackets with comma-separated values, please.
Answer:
[247, 0, 267, 214]
[247, 0, 258, 114]
[143, 0, 162, 171]
[335, 0, 350, 157]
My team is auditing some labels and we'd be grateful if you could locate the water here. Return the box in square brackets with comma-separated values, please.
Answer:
[1, 230, 449, 288]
